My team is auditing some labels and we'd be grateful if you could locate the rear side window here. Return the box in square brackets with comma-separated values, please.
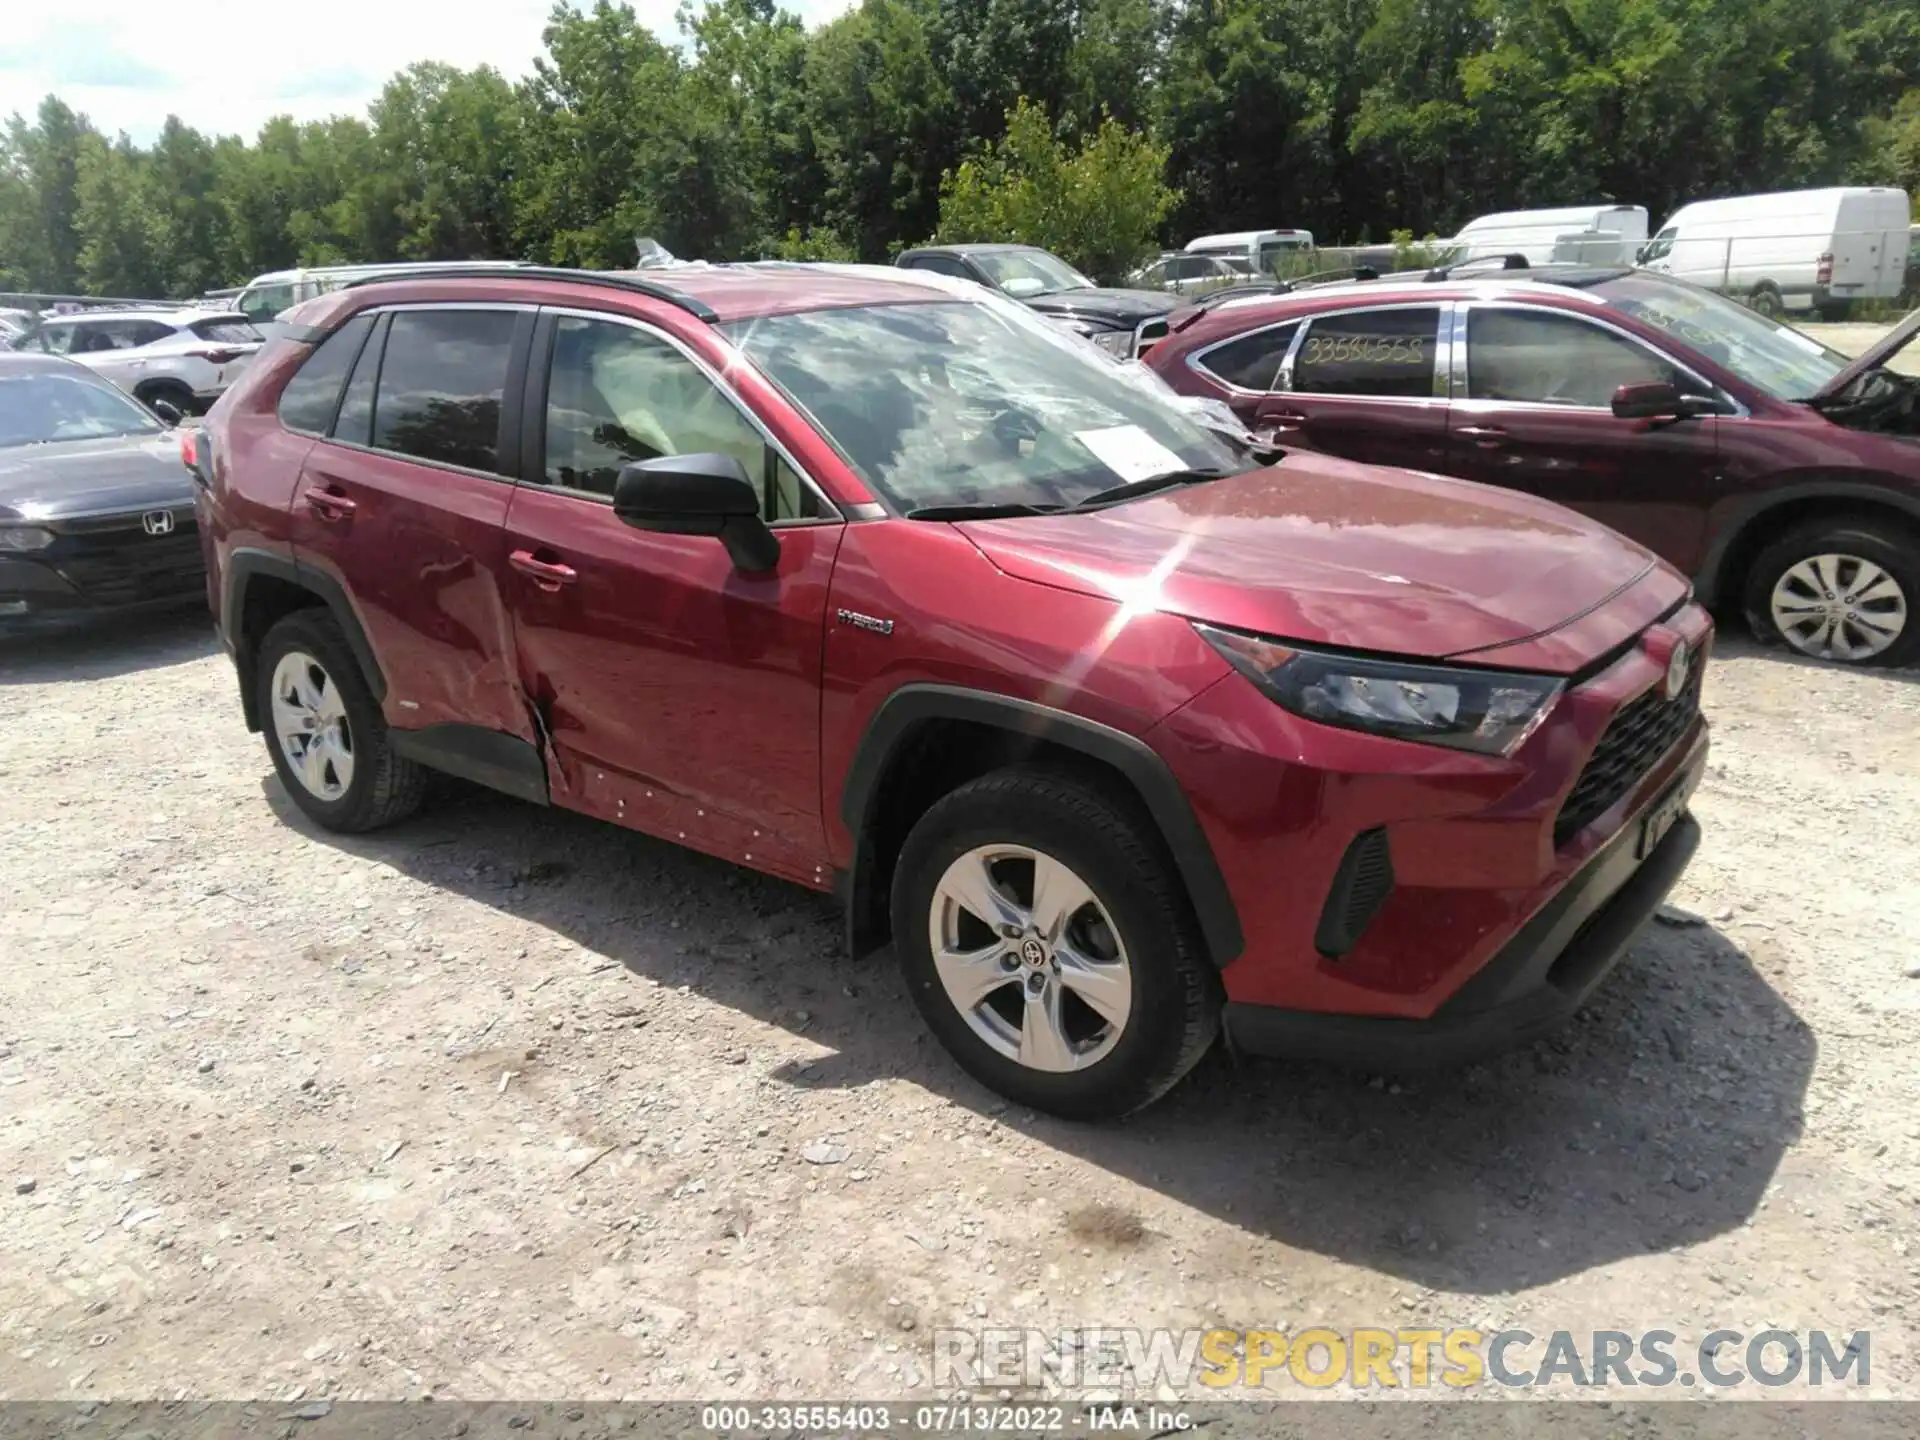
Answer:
[240, 284, 296, 323]
[1193, 322, 1299, 391]
[1293, 308, 1440, 399]
[278, 313, 375, 435]
[371, 309, 517, 472]
[192, 318, 264, 344]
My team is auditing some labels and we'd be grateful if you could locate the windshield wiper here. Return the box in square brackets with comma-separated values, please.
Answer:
[906, 501, 1064, 521]
[1064, 467, 1235, 513]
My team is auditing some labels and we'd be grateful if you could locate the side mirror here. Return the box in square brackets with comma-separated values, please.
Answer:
[149, 398, 185, 425]
[1610, 381, 1688, 420]
[613, 452, 780, 573]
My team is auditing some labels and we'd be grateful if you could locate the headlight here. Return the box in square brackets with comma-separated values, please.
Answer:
[1194, 623, 1563, 756]
[0, 526, 54, 552]
[1090, 330, 1136, 358]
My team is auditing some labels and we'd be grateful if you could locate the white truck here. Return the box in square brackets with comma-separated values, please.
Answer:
[1638, 187, 1912, 318]
[1444, 204, 1649, 266]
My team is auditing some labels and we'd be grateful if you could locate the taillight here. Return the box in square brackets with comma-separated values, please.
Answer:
[187, 347, 247, 364]
[178, 429, 198, 468]
[1816, 251, 1833, 285]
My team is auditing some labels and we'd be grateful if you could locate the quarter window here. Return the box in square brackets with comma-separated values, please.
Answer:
[541, 316, 823, 521]
[371, 309, 516, 472]
[278, 313, 374, 435]
[333, 313, 386, 446]
[1293, 309, 1440, 398]
[1194, 322, 1300, 392]
[1466, 308, 1686, 408]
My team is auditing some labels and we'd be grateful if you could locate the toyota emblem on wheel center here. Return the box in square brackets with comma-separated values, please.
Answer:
[141, 510, 176, 536]
[1664, 640, 1692, 700]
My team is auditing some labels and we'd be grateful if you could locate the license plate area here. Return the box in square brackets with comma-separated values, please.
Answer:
[1636, 776, 1690, 859]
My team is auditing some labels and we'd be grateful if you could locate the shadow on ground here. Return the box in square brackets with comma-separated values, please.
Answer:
[272, 770, 1813, 1297]
[1708, 628, 1920, 684]
[0, 607, 216, 684]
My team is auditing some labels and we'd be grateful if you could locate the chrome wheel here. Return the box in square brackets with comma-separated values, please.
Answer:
[1769, 553, 1908, 662]
[270, 650, 355, 800]
[927, 845, 1132, 1073]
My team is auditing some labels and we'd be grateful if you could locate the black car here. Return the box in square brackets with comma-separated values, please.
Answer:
[895, 244, 1174, 356]
[0, 353, 205, 628]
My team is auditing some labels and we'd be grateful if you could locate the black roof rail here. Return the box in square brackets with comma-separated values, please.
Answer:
[1282, 264, 1381, 290]
[1424, 253, 1531, 282]
[341, 265, 718, 323]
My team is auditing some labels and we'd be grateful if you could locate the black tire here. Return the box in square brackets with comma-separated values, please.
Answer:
[1748, 282, 1785, 320]
[890, 764, 1221, 1119]
[135, 380, 196, 418]
[1742, 516, 1920, 668]
[255, 609, 426, 831]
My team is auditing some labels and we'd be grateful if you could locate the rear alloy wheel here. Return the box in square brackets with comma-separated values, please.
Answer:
[892, 765, 1220, 1119]
[1746, 520, 1918, 667]
[255, 610, 426, 831]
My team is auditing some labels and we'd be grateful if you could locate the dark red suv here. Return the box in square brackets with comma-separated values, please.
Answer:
[1143, 268, 1920, 667]
[195, 264, 1711, 1118]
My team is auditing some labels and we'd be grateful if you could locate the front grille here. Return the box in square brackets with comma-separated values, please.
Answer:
[53, 517, 204, 608]
[1314, 827, 1395, 957]
[1554, 664, 1702, 847]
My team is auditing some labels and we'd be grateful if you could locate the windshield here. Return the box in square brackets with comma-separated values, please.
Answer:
[0, 370, 165, 447]
[1593, 272, 1850, 400]
[971, 250, 1094, 299]
[724, 300, 1240, 513]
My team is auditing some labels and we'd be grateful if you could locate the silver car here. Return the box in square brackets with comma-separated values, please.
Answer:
[10, 308, 264, 416]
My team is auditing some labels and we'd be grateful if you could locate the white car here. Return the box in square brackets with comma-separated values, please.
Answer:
[12, 309, 265, 415]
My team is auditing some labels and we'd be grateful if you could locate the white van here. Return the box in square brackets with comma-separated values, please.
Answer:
[1183, 229, 1316, 276]
[233, 261, 531, 337]
[1639, 188, 1912, 317]
[1445, 204, 1649, 266]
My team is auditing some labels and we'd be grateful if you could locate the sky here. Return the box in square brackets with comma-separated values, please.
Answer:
[0, 0, 848, 145]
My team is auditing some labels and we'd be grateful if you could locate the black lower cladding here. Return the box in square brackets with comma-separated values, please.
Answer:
[1226, 738, 1706, 1069]
[1, 508, 205, 616]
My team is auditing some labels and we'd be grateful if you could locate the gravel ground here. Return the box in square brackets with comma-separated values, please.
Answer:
[2, 606, 1918, 1405]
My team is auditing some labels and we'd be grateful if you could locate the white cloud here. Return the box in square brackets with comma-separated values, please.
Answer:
[0, 0, 852, 144]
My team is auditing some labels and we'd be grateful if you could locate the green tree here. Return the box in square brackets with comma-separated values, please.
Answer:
[935, 96, 1176, 281]
[75, 133, 170, 297]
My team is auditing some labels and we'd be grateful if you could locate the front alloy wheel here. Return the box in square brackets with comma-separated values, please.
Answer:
[929, 844, 1133, 1072]
[1768, 553, 1908, 663]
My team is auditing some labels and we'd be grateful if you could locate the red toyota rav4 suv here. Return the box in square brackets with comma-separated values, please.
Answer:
[194, 264, 1711, 1118]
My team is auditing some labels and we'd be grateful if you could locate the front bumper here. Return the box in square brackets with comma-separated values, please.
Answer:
[1223, 738, 1705, 1068]
[0, 512, 205, 626]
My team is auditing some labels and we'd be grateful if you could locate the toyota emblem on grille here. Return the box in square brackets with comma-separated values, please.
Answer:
[1664, 641, 1691, 700]
[142, 510, 176, 536]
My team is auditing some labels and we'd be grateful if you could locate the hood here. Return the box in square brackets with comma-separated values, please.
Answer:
[1814, 306, 1920, 401]
[956, 452, 1680, 672]
[1025, 289, 1176, 328]
[0, 432, 194, 521]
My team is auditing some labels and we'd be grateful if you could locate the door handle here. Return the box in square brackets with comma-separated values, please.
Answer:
[1255, 407, 1309, 432]
[510, 548, 579, 592]
[1456, 424, 1509, 447]
[302, 487, 357, 521]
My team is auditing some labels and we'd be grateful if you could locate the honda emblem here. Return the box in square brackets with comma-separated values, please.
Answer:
[142, 510, 175, 536]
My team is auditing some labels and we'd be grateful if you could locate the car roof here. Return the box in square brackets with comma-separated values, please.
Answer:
[1176, 265, 1633, 331]
[0, 350, 102, 376]
[900, 243, 1037, 258]
[312, 264, 957, 326]
[49, 308, 228, 326]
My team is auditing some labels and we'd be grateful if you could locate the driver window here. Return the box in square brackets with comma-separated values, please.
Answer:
[542, 315, 823, 521]
[1467, 309, 1688, 408]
